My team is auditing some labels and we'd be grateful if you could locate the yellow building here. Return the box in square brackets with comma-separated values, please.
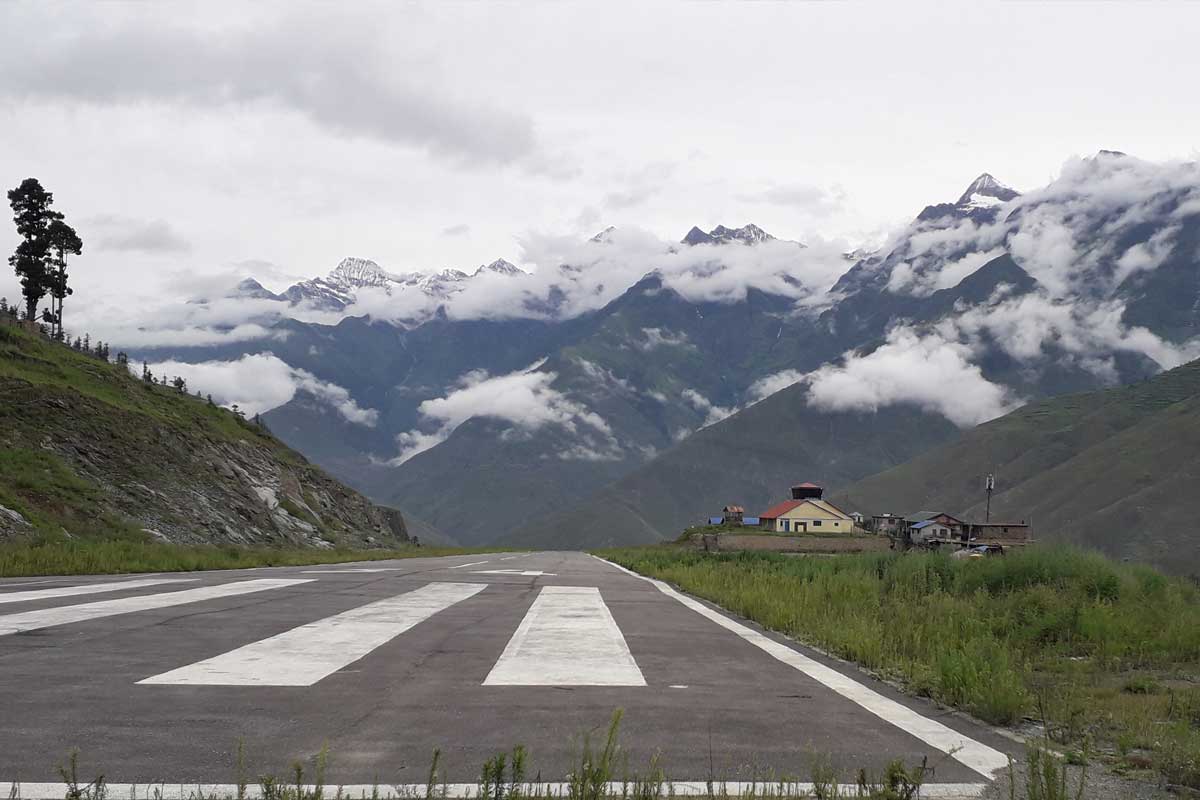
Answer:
[758, 484, 854, 534]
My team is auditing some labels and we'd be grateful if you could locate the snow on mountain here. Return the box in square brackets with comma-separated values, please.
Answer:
[272, 256, 524, 312]
[956, 173, 1020, 210]
[475, 258, 525, 277]
[681, 223, 779, 246]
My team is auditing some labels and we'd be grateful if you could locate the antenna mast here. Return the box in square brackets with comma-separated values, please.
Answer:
[985, 473, 995, 522]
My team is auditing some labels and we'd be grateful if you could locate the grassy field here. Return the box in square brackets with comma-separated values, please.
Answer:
[599, 545, 1200, 790]
[0, 538, 502, 577]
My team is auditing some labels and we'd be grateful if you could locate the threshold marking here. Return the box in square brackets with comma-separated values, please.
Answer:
[0, 781, 986, 799]
[448, 561, 489, 569]
[140, 582, 487, 686]
[0, 578, 196, 604]
[473, 569, 555, 577]
[484, 586, 644, 686]
[0, 579, 311, 637]
[596, 556, 1008, 779]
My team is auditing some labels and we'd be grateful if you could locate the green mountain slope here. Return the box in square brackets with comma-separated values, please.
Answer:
[832, 358, 1200, 574]
[505, 381, 959, 548]
[0, 322, 411, 549]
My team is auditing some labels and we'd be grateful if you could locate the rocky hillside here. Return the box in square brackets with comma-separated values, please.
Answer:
[0, 321, 410, 549]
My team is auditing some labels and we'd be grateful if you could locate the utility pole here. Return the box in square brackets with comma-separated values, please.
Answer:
[985, 473, 995, 522]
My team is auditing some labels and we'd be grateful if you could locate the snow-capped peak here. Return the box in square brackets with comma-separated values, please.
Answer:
[327, 257, 395, 289]
[681, 223, 777, 246]
[956, 173, 1019, 207]
[590, 226, 617, 243]
[475, 258, 524, 276]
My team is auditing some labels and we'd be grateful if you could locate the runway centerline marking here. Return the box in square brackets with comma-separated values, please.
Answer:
[595, 556, 1007, 779]
[472, 570, 555, 577]
[301, 568, 402, 573]
[448, 561, 489, 569]
[0, 578, 197, 604]
[140, 582, 487, 686]
[484, 586, 645, 686]
[0, 579, 311, 637]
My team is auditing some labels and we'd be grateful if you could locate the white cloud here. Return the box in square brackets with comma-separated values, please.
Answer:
[390, 362, 617, 464]
[747, 369, 805, 403]
[146, 353, 378, 425]
[681, 388, 735, 427]
[801, 328, 1020, 427]
[636, 327, 694, 351]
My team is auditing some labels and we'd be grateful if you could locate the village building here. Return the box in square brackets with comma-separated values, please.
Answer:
[963, 521, 1031, 546]
[722, 505, 745, 524]
[871, 513, 905, 536]
[758, 483, 855, 534]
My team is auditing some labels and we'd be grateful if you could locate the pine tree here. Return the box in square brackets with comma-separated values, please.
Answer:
[206, 394, 215, 406]
[172, 376, 186, 393]
[7, 179, 62, 321]
[45, 219, 81, 340]
[142, 361, 152, 383]
[116, 351, 128, 366]
[82, 333, 90, 352]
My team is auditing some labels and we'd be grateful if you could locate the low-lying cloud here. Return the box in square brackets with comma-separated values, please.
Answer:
[391, 361, 619, 465]
[801, 328, 1020, 427]
[147, 353, 378, 425]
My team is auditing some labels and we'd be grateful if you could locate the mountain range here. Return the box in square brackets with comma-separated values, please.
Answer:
[130, 152, 1200, 567]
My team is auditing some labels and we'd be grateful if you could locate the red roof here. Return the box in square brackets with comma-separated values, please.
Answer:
[759, 500, 804, 519]
[792, 482, 821, 488]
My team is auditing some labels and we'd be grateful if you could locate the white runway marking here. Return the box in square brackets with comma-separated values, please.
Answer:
[473, 569, 555, 576]
[140, 582, 487, 686]
[301, 568, 402, 573]
[448, 561, 489, 569]
[596, 556, 1008, 779]
[0, 578, 196, 605]
[0, 579, 310, 637]
[484, 586, 644, 686]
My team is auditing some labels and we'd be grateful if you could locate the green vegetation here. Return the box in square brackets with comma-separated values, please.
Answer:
[40, 710, 950, 800]
[600, 546, 1200, 789]
[1, 318, 412, 554]
[0, 538, 492, 577]
[835, 356, 1200, 576]
[0, 322, 289, 453]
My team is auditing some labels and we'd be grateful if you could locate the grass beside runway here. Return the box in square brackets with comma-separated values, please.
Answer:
[13, 710, 1004, 800]
[598, 545, 1200, 791]
[0, 538, 506, 577]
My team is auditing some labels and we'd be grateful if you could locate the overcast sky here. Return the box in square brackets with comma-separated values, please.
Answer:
[2, 1, 1199, 306]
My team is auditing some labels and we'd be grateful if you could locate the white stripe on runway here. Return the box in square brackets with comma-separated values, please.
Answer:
[0, 577, 196, 605]
[595, 556, 1008, 779]
[483, 586, 645, 686]
[0, 579, 311, 637]
[448, 560, 489, 569]
[140, 582, 488, 686]
[301, 568, 402, 573]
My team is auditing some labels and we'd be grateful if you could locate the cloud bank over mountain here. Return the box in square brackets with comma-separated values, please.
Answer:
[148, 353, 378, 424]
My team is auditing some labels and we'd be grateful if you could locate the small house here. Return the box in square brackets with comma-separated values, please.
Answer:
[722, 505, 745, 524]
[850, 511, 865, 525]
[904, 511, 965, 539]
[964, 521, 1031, 546]
[758, 483, 854, 534]
[908, 519, 954, 544]
[872, 514, 905, 535]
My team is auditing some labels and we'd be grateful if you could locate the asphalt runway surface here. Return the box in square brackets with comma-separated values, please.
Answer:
[0, 552, 1015, 797]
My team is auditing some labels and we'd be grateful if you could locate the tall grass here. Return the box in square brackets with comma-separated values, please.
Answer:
[599, 545, 1200, 788]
